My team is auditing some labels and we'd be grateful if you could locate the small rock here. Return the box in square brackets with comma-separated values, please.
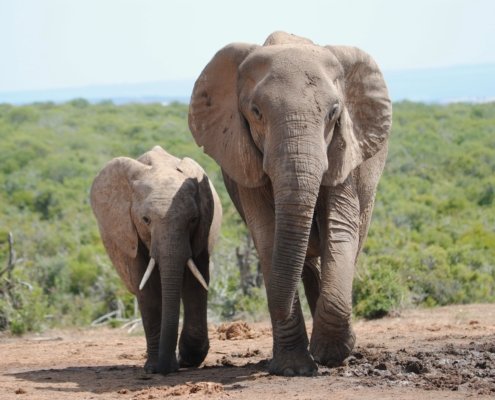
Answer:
[375, 362, 388, 370]
[404, 360, 428, 374]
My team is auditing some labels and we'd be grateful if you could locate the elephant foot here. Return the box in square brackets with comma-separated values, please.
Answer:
[269, 347, 318, 376]
[268, 293, 316, 376]
[156, 357, 179, 375]
[178, 336, 209, 368]
[310, 325, 356, 367]
[144, 355, 179, 375]
[143, 354, 159, 374]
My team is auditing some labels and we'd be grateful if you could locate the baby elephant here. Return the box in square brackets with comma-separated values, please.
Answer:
[90, 145, 222, 374]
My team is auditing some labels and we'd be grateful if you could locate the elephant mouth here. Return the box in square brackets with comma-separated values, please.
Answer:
[139, 257, 208, 291]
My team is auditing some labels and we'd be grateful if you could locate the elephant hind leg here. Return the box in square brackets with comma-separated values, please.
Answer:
[301, 257, 321, 318]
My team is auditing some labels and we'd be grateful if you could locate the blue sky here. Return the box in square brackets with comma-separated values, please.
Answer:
[1, 0, 494, 92]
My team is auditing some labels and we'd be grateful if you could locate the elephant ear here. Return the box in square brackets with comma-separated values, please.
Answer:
[90, 157, 150, 288]
[322, 46, 392, 186]
[189, 43, 266, 188]
[177, 157, 222, 257]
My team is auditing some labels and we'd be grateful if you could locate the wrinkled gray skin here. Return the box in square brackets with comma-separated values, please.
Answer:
[90, 146, 222, 374]
[189, 32, 392, 376]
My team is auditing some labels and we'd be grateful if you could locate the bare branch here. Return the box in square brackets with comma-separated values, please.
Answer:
[1, 232, 16, 278]
[91, 310, 119, 326]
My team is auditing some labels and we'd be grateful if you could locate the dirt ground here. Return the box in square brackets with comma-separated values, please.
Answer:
[1, 304, 494, 399]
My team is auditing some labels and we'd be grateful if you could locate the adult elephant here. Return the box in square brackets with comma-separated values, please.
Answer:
[90, 145, 222, 374]
[189, 32, 392, 376]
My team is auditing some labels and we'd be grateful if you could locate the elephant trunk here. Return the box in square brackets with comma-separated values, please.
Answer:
[266, 124, 327, 322]
[153, 235, 189, 374]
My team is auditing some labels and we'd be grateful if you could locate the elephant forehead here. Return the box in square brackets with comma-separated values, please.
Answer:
[241, 45, 342, 79]
[132, 178, 197, 222]
[134, 172, 195, 201]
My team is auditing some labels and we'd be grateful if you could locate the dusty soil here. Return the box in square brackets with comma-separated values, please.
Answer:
[1, 304, 494, 399]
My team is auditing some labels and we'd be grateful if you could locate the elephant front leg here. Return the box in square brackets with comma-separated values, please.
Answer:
[178, 251, 209, 368]
[269, 292, 317, 376]
[237, 185, 317, 377]
[310, 182, 360, 367]
[135, 276, 162, 374]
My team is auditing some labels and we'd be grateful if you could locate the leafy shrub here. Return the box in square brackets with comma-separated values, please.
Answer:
[353, 256, 406, 319]
[0, 282, 48, 335]
[69, 98, 90, 108]
[7, 107, 39, 125]
[1, 101, 494, 334]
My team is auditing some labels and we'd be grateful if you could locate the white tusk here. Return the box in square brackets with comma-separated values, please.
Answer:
[139, 258, 156, 291]
[187, 259, 208, 291]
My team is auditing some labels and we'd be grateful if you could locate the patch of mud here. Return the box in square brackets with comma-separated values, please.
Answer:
[214, 349, 263, 367]
[216, 321, 259, 340]
[131, 382, 224, 399]
[118, 352, 145, 360]
[327, 335, 495, 395]
[231, 348, 262, 358]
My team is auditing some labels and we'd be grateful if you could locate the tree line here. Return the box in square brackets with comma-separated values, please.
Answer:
[0, 99, 493, 333]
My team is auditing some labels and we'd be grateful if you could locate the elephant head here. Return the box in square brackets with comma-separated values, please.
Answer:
[189, 32, 391, 345]
[189, 32, 391, 188]
[90, 145, 222, 374]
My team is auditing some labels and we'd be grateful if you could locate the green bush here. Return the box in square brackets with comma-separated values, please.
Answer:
[0, 283, 48, 335]
[353, 256, 406, 319]
[7, 107, 39, 125]
[0, 100, 494, 334]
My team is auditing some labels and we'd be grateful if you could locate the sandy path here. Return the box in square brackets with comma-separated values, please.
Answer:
[1, 304, 494, 399]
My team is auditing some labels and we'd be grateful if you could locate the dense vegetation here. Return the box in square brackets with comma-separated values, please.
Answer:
[0, 100, 494, 334]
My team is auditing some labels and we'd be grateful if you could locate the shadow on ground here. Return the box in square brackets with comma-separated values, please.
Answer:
[9, 359, 269, 395]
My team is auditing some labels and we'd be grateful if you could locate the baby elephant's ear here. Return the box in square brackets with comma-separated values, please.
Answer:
[90, 157, 150, 282]
[322, 46, 392, 186]
[188, 42, 267, 188]
[91, 158, 138, 260]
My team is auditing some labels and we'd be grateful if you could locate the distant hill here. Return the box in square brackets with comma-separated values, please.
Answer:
[0, 64, 494, 105]
[384, 64, 495, 103]
[0, 80, 193, 105]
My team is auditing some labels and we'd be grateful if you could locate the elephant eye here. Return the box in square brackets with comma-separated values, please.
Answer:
[142, 216, 151, 225]
[251, 104, 262, 121]
[328, 103, 339, 121]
